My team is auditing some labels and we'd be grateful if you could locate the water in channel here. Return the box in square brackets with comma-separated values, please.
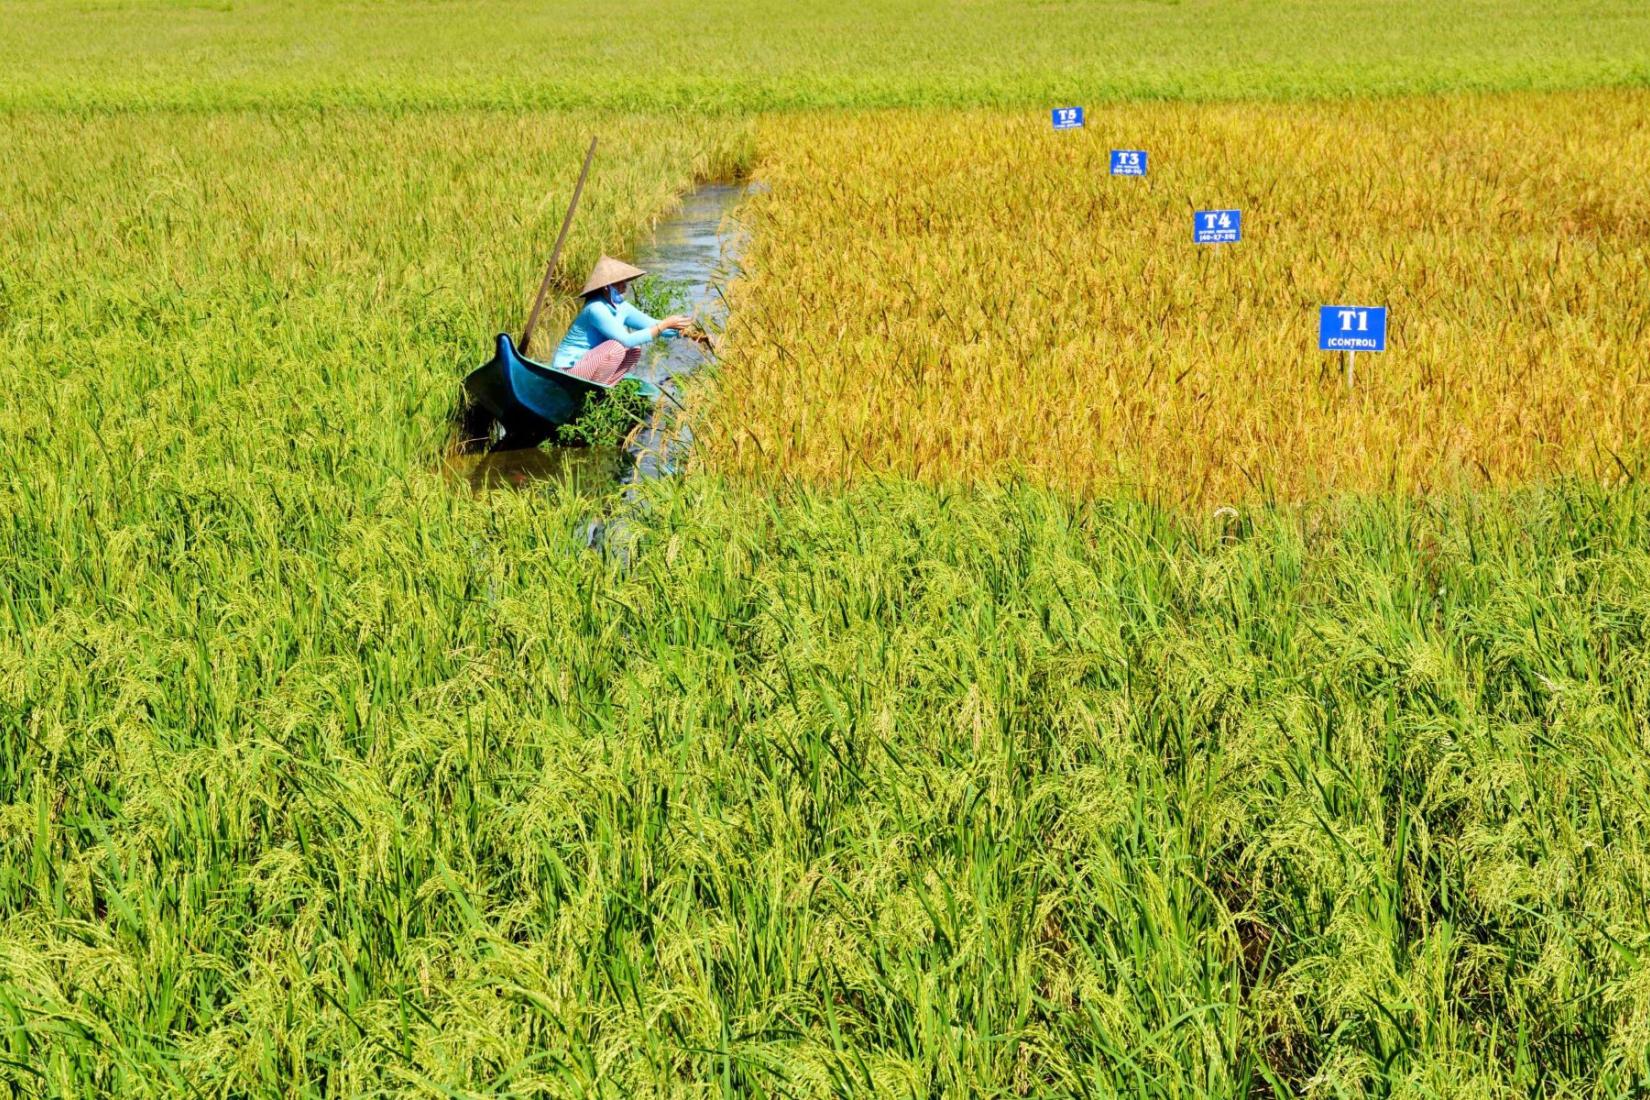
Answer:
[447, 181, 750, 494]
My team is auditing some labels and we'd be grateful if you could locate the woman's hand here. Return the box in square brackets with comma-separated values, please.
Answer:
[650, 315, 692, 338]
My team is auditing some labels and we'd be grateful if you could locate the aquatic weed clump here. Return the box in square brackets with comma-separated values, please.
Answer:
[628, 274, 693, 319]
[557, 378, 655, 446]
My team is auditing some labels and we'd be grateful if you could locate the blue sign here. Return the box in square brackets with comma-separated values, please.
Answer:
[1110, 149, 1147, 176]
[1194, 209, 1241, 244]
[1051, 106, 1084, 130]
[1318, 306, 1388, 352]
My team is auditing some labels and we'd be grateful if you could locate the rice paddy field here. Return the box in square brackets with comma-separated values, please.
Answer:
[4, 1, 1650, 1096]
[705, 92, 1650, 505]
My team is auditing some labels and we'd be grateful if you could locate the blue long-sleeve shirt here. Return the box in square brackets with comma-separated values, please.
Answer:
[552, 297, 674, 371]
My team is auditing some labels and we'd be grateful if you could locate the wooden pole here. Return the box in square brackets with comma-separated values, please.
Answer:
[520, 136, 597, 355]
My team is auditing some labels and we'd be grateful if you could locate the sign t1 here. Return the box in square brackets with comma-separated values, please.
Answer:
[1318, 306, 1388, 352]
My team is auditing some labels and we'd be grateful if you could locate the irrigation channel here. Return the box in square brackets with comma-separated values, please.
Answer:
[448, 181, 750, 494]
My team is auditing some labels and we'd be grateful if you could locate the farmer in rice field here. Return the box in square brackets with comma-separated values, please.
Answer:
[552, 256, 692, 384]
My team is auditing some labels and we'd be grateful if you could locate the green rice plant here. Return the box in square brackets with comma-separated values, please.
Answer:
[6, 464, 1650, 1095]
[1, 0, 1647, 111]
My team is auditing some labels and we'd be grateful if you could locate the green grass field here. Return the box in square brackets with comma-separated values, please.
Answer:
[5, 2, 1650, 1095]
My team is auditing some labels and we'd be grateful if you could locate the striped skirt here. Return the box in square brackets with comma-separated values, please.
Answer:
[564, 340, 641, 386]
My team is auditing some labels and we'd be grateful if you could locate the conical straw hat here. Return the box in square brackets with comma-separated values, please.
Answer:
[580, 255, 646, 296]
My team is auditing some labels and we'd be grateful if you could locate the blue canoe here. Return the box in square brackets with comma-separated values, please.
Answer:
[461, 333, 660, 450]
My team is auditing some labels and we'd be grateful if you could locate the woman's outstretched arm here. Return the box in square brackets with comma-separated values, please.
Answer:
[586, 301, 663, 348]
[619, 299, 692, 341]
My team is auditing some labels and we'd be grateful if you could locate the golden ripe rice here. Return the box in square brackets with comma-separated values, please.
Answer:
[702, 92, 1650, 506]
